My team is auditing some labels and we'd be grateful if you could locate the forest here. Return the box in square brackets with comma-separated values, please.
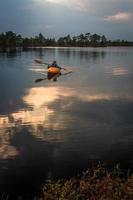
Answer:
[0, 31, 133, 48]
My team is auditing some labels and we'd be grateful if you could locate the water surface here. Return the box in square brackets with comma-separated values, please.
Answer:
[0, 47, 133, 198]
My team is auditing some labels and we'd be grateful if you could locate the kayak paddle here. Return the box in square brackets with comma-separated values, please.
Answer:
[35, 77, 47, 83]
[34, 59, 49, 65]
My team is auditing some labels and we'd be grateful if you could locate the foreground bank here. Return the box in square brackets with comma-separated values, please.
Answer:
[1, 164, 133, 200]
[39, 164, 133, 200]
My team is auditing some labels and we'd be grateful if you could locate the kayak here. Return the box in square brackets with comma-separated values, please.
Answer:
[48, 66, 61, 74]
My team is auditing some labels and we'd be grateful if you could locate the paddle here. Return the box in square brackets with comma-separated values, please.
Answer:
[35, 77, 47, 83]
[35, 70, 73, 83]
[35, 71, 60, 83]
[34, 59, 49, 65]
[61, 67, 68, 71]
[62, 71, 73, 76]
[34, 59, 69, 71]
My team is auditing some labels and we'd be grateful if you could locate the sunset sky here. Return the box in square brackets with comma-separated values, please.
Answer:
[0, 0, 133, 40]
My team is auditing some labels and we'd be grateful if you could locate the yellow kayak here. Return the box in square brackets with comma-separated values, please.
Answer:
[48, 67, 61, 74]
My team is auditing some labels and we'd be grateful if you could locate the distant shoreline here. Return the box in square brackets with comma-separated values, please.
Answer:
[0, 45, 133, 50]
[0, 31, 133, 49]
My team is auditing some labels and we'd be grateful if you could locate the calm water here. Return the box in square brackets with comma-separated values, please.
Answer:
[0, 47, 133, 198]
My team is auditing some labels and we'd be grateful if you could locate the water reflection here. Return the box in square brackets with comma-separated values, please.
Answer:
[1, 84, 133, 154]
[0, 125, 63, 199]
[55, 47, 106, 64]
[0, 47, 22, 57]
[111, 67, 129, 76]
[0, 88, 133, 196]
[0, 47, 133, 198]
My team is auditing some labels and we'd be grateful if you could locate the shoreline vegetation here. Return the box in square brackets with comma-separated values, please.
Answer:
[2, 164, 133, 200]
[0, 31, 133, 50]
[40, 164, 133, 200]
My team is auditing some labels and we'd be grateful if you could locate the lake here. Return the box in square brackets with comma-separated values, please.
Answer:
[0, 47, 133, 199]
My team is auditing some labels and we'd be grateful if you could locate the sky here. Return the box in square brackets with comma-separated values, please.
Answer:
[0, 0, 133, 40]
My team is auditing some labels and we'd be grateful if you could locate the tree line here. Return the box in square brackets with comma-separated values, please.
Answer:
[0, 31, 133, 48]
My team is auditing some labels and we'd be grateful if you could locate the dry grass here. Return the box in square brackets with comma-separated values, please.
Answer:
[39, 164, 133, 200]
[1, 164, 132, 200]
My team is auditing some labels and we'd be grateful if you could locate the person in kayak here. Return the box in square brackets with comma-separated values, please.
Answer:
[47, 61, 61, 81]
[48, 60, 61, 69]
[34, 59, 72, 83]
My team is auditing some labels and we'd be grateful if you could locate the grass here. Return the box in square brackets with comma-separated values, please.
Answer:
[0, 164, 133, 200]
[39, 163, 133, 200]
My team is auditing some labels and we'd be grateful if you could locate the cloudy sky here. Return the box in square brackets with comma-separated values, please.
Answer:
[0, 0, 133, 40]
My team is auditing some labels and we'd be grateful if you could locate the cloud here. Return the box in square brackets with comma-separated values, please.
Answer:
[34, 0, 89, 11]
[0, 0, 133, 39]
[104, 12, 133, 22]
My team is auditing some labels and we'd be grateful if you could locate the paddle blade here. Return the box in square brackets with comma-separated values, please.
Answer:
[35, 78, 45, 83]
[34, 59, 49, 66]
[61, 67, 67, 71]
[62, 71, 72, 76]
[34, 59, 44, 64]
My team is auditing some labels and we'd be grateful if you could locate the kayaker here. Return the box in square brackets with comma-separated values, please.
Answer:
[48, 60, 61, 69]
[47, 61, 61, 81]
[34, 58, 72, 83]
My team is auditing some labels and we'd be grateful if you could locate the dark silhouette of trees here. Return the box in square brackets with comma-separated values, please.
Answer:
[0, 31, 133, 48]
[6, 31, 17, 47]
[57, 33, 108, 47]
[0, 32, 6, 47]
[45, 38, 56, 46]
[57, 35, 72, 46]
[16, 34, 23, 46]
[0, 31, 16, 47]
[101, 35, 107, 46]
[89, 34, 101, 46]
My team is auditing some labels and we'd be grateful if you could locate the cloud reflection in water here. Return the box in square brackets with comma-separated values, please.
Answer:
[0, 83, 133, 161]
